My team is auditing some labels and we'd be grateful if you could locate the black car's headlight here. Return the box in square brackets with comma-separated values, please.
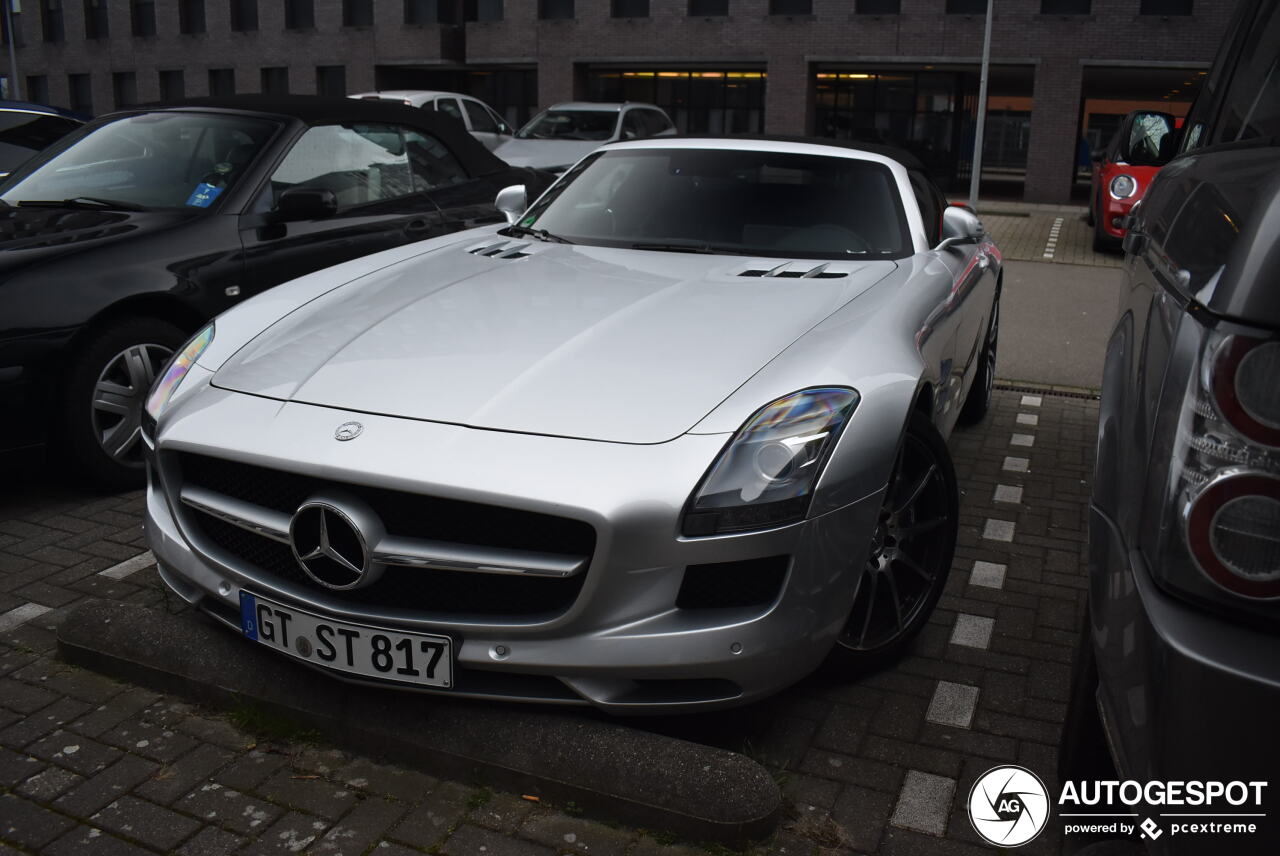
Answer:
[682, 387, 860, 537]
[144, 323, 214, 425]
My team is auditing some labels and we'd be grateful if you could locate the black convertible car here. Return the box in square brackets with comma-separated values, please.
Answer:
[0, 95, 555, 487]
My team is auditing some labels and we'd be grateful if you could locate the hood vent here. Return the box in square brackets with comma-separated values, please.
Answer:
[737, 262, 848, 279]
[466, 239, 533, 260]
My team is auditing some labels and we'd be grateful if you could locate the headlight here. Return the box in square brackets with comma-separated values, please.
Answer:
[1109, 174, 1137, 199]
[682, 387, 860, 536]
[144, 323, 214, 422]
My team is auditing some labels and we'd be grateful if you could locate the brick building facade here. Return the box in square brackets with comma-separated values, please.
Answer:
[7, 1, 1236, 202]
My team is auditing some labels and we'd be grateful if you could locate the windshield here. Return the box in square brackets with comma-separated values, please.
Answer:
[0, 112, 281, 210]
[516, 109, 619, 141]
[520, 148, 912, 259]
[0, 111, 82, 173]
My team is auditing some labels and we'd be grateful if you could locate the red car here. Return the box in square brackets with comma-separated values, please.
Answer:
[1088, 110, 1177, 250]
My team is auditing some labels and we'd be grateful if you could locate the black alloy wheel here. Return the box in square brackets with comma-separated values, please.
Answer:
[61, 317, 186, 490]
[828, 411, 959, 669]
[958, 296, 999, 426]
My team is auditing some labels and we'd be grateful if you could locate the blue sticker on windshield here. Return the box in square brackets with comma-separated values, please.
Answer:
[185, 183, 223, 208]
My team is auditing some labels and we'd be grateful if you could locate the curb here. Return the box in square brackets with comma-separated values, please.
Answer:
[56, 599, 781, 845]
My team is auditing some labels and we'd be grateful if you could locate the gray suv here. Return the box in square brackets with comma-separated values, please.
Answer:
[1062, 0, 1280, 853]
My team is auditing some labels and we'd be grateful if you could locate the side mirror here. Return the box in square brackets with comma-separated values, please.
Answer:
[495, 184, 527, 225]
[934, 206, 986, 252]
[276, 187, 337, 221]
[1121, 110, 1177, 166]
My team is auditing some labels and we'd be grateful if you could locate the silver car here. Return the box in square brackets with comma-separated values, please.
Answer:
[143, 138, 1002, 713]
[494, 102, 676, 171]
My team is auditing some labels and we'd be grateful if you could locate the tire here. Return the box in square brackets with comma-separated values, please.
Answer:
[60, 317, 186, 491]
[825, 411, 959, 671]
[958, 296, 998, 426]
[1093, 216, 1120, 253]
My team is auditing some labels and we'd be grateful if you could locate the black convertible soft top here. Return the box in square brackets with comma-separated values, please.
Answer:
[119, 94, 510, 178]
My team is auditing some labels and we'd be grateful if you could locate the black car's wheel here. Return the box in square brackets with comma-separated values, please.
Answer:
[61, 317, 184, 490]
[827, 411, 959, 670]
[958, 296, 999, 426]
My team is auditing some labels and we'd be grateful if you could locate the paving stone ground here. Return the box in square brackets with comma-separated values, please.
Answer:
[978, 202, 1122, 269]
[2, 385, 1098, 855]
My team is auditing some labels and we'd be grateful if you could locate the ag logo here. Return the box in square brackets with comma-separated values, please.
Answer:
[968, 765, 1050, 847]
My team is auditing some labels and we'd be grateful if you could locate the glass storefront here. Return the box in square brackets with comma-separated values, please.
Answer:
[586, 69, 766, 134]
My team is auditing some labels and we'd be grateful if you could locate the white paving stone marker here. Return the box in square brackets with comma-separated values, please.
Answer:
[1010, 433, 1036, 447]
[1002, 456, 1030, 473]
[1041, 217, 1064, 260]
[993, 484, 1023, 504]
[927, 681, 981, 728]
[970, 561, 1007, 589]
[890, 770, 957, 836]
[98, 550, 156, 580]
[0, 603, 53, 633]
[1016, 412, 1040, 426]
[983, 519, 1016, 542]
[951, 614, 995, 649]
[1020, 394, 1042, 407]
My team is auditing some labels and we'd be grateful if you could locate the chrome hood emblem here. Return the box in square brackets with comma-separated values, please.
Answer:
[334, 421, 363, 441]
[289, 501, 379, 590]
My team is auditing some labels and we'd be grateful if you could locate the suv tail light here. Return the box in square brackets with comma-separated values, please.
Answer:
[1165, 329, 1280, 605]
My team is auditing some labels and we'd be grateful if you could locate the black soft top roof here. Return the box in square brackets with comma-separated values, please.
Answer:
[659, 134, 928, 173]
[116, 94, 509, 177]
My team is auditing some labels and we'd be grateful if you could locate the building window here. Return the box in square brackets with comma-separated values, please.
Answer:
[286, 0, 315, 29]
[230, 0, 258, 32]
[113, 72, 138, 109]
[465, 0, 503, 21]
[83, 0, 108, 38]
[689, 0, 728, 15]
[27, 75, 49, 105]
[344, 0, 374, 26]
[132, 1, 156, 37]
[68, 73, 92, 114]
[1140, 0, 1192, 14]
[159, 69, 185, 101]
[261, 67, 289, 95]
[856, 0, 900, 12]
[540, 0, 574, 18]
[316, 65, 347, 96]
[1041, 0, 1089, 11]
[945, 0, 986, 12]
[405, 0, 438, 24]
[209, 68, 235, 96]
[587, 69, 765, 134]
[179, 0, 206, 34]
[611, 0, 648, 18]
[41, 1, 65, 43]
[769, 0, 811, 14]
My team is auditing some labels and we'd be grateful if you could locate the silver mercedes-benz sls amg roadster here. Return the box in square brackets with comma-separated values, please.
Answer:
[143, 137, 1001, 713]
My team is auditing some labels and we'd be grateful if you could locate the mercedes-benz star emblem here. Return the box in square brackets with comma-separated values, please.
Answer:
[334, 421, 363, 441]
[289, 502, 371, 589]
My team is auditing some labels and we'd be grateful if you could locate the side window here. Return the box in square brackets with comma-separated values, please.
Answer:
[269, 124, 414, 209]
[645, 110, 674, 135]
[485, 105, 509, 133]
[404, 129, 468, 190]
[1210, 0, 1280, 146]
[463, 100, 498, 133]
[908, 171, 941, 246]
[622, 111, 645, 139]
[435, 98, 464, 125]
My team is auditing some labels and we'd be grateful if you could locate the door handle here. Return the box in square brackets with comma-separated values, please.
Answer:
[404, 218, 433, 234]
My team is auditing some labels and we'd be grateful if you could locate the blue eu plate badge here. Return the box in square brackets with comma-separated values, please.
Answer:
[186, 183, 224, 208]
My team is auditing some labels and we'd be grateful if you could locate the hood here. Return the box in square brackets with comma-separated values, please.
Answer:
[0, 205, 197, 269]
[213, 239, 895, 444]
[494, 138, 604, 170]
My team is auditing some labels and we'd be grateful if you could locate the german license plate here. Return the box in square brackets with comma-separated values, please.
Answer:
[239, 592, 452, 688]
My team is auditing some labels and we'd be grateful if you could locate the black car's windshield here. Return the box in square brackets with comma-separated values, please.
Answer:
[520, 148, 912, 259]
[0, 112, 281, 211]
[515, 110, 619, 141]
[0, 111, 83, 173]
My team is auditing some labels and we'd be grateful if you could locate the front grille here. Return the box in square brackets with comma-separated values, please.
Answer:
[676, 555, 790, 610]
[176, 453, 595, 618]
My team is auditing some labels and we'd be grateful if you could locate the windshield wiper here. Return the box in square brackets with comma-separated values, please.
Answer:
[629, 241, 733, 255]
[500, 224, 575, 244]
[17, 197, 146, 212]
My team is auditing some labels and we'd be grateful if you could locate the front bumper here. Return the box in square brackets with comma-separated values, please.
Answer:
[146, 386, 884, 713]
[1089, 505, 1280, 852]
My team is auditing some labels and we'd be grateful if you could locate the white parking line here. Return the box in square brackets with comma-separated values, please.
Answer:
[891, 770, 957, 836]
[1020, 395, 1042, 407]
[1003, 456, 1030, 472]
[951, 614, 995, 649]
[983, 519, 1016, 542]
[927, 681, 980, 728]
[993, 484, 1023, 504]
[970, 561, 1007, 589]
[98, 551, 156, 580]
[1010, 433, 1036, 447]
[0, 603, 53, 633]
[1016, 412, 1039, 426]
